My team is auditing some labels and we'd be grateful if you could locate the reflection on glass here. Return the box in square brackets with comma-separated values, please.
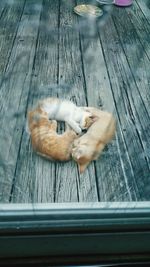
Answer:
[0, 0, 149, 204]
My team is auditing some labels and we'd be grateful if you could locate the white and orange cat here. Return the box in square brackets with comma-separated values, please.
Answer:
[38, 97, 93, 134]
[27, 99, 94, 161]
[72, 107, 116, 173]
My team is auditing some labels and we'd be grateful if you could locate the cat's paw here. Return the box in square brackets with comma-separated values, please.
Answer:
[67, 120, 82, 135]
[75, 127, 82, 135]
[72, 146, 84, 160]
[80, 112, 94, 129]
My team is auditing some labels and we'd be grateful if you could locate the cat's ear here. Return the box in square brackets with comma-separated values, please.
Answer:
[78, 162, 88, 173]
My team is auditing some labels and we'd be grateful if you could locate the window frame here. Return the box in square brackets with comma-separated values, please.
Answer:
[0, 202, 150, 265]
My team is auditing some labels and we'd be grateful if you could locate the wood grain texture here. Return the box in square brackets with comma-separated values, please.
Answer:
[113, 3, 150, 111]
[56, 0, 99, 202]
[0, 0, 6, 18]
[112, 4, 150, 165]
[0, 1, 41, 202]
[99, 7, 150, 200]
[0, 0, 149, 203]
[131, 0, 150, 61]
[0, 0, 25, 75]
[76, 0, 139, 201]
[0, 0, 43, 203]
[10, 0, 58, 203]
[136, 0, 150, 22]
[0, 0, 25, 202]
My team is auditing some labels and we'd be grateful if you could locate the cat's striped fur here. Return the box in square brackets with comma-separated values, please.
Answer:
[27, 107, 78, 161]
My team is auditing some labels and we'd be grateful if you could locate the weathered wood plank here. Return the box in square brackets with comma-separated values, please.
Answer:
[0, 0, 25, 202]
[128, 1, 150, 61]
[112, 4, 150, 111]
[10, 0, 59, 203]
[112, 6, 150, 169]
[0, 0, 42, 203]
[136, 0, 150, 22]
[0, 0, 6, 19]
[0, 0, 25, 75]
[76, 0, 139, 201]
[0, 0, 149, 203]
[55, 0, 99, 202]
[99, 10, 150, 200]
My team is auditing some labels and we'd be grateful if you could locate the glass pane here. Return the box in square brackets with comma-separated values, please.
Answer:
[0, 0, 149, 204]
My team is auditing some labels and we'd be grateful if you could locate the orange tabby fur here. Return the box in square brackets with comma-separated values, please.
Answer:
[72, 107, 116, 173]
[28, 108, 78, 161]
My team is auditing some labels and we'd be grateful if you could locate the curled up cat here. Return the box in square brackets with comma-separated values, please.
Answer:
[27, 99, 94, 161]
[72, 107, 116, 173]
[27, 98, 115, 169]
[27, 107, 78, 161]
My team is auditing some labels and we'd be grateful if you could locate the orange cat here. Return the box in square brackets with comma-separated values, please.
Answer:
[72, 107, 116, 173]
[27, 107, 78, 161]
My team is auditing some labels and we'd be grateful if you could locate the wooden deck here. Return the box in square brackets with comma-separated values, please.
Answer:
[0, 0, 149, 203]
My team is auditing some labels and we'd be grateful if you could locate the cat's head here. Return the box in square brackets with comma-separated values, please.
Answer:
[72, 143, 94, 173]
